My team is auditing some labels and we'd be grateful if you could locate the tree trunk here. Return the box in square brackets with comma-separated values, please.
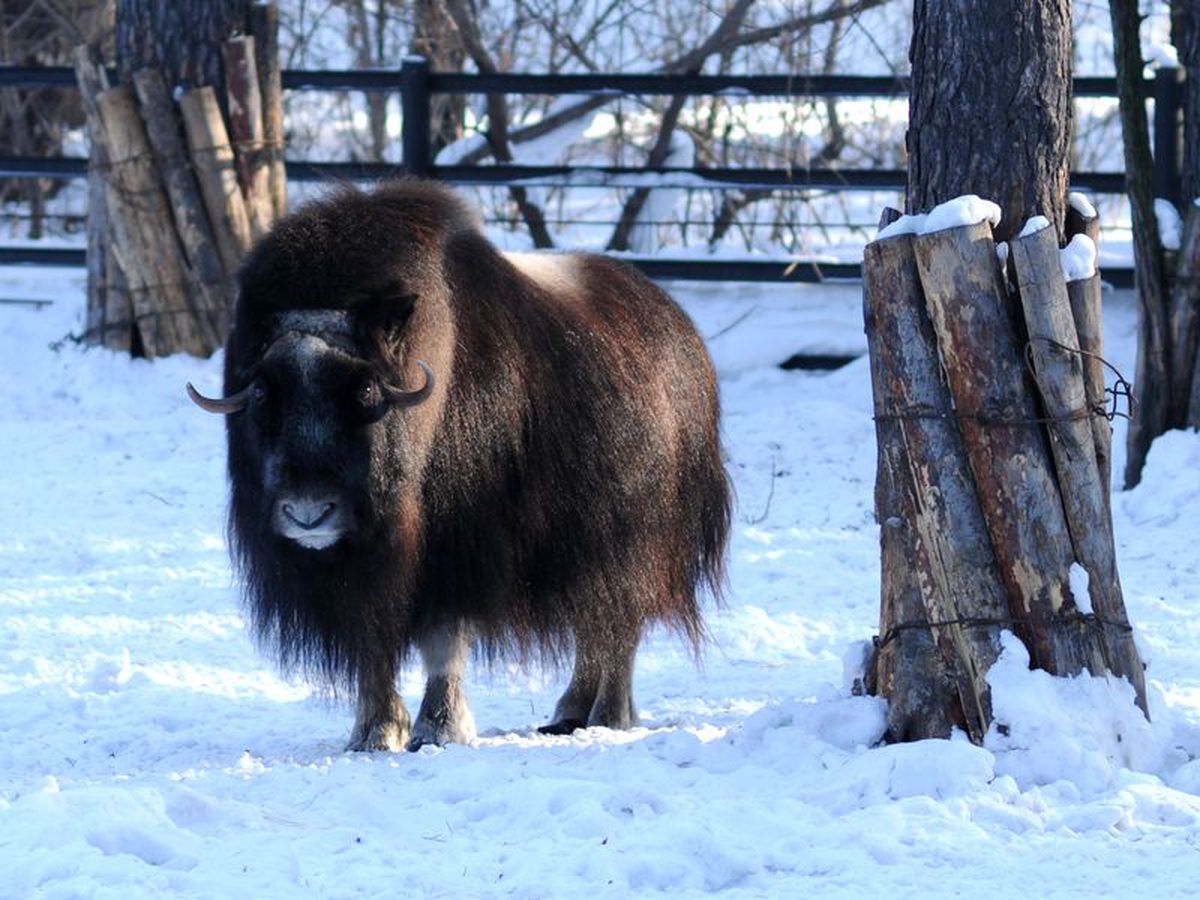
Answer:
[411, 0, 466, 155]
[867, 0, 1150, 738]
[1175, 0, 1200, 204]
[906, 0, 1071, 243]
[116, 0, 251, 94]
[1110, 0, 1193, 485]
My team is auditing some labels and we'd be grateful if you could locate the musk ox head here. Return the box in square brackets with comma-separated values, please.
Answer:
[187, 182, 472, 555]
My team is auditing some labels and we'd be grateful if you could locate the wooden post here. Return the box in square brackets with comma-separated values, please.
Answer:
[913, 221, 1106, 679]
[865, 231, 1009, 743]
[222, 36, 274, 239]
[1063, 199, 1110, 497]
[401, 56, 432, 176]
[1012, 224, 1148, 714]
[250, 1, 287, 219]
[178, 85, 253, 280]
[92, 85, 214, 357]
[132, 68, 229, 341]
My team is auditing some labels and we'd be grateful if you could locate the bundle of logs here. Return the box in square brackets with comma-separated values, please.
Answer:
[74, 17, 285, 358]
[862, 198, 1148, 745]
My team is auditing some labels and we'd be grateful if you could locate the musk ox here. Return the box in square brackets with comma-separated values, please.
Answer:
[188, 180, 731, 751]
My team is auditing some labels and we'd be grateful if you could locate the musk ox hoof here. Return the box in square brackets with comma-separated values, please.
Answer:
[538, 718, 587, 736]
[407, 708, 477, 752]
[346, 717, 410, 752]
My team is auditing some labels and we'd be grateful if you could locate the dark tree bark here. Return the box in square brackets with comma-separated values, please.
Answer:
[1109, 0, 1174, 487]
[116, 0, 252, 93]
[1175, 1, 1200, 203]
[411, 0, 466, 155]
[906, 0, 1072, 243]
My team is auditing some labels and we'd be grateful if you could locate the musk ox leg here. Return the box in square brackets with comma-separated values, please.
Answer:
[407, 623, 477, 751]
[346, 662, 411, 752]
[541, 630, 640, 735]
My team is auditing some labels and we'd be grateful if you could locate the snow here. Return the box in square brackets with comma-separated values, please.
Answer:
[875, 212, 924, 240]
[1069, 562, 1094, 614]
[1069, 192, 1099, 220]
[919, 195, 1003, 235]
[1019, 215, 1051, 238]
[1061, 234, 1098, 282]
[2, 254, 1200, 897]
[1156, 198, 1184, 251]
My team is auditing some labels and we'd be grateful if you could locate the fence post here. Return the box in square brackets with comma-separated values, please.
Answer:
[401, 56, 431, 177]
[1153, 65, 1183, 205]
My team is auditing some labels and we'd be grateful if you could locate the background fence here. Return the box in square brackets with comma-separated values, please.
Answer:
[0, 59, 1184, 289]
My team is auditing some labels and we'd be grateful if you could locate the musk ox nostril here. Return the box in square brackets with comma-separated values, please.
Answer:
[281, 500, 337, 530]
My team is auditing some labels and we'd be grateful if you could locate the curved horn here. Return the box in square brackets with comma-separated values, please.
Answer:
[186, 381, 256, 415]
[381, 360, 435, 408]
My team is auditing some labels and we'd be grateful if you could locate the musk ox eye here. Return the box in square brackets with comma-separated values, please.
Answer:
[359, 382, 381, 407]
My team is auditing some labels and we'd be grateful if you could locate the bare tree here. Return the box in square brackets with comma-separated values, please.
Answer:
[1107, 0, 1200, 488]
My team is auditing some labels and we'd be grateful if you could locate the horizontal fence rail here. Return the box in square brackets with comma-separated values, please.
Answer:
[0, 61, 1170, 290]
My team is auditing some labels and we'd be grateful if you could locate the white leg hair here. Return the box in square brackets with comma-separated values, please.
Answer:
[408, 622, 477, 750]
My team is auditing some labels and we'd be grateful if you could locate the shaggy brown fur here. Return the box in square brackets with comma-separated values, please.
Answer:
[217, 180, 731, 749]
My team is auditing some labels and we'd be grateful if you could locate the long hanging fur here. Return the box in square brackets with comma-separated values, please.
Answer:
[223, 180, 732, 691]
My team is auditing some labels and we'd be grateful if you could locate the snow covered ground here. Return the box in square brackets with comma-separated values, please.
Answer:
[2, 255, 1200, 898]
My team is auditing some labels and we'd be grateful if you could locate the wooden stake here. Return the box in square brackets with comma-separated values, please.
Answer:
[1012, 224, 1148, 715]
[73, 46, 132, 352]
[132, 68, 228, 344]
[222, 36, 274, 239]
[93, 85, 213, 357]
[865, 232, 1008, 743]
[914, 221, 1106, 679]
[251, 1, 287, 220]
[178, 86, 253, 280]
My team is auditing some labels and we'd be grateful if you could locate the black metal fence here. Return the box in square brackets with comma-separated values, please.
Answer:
[0, 60, 1181, 288]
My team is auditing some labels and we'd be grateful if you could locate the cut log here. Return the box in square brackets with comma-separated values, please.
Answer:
[1062, 199, 1110, 498]
[92, 85, 214, 357]
[178, 86, 253, 279]
[74, 46, 132, 352]
[1066, 273, 1111, 500]
[913, 221, 1107, 679]
[1012, 224, 1147, 715]
[865, 232, 1008, 744]
[222, 36, 274, 239]
[132, 68, 229, 342]
[250, 1, 287, 220]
